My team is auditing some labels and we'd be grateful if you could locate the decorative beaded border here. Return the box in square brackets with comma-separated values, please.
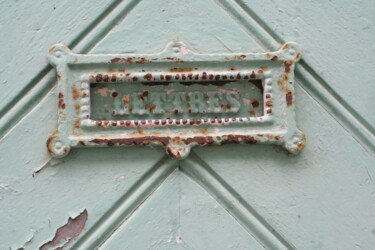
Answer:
[76, 71, 273, 129]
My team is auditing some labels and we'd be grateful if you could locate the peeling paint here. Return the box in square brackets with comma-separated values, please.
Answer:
[39, 210, 88, 250]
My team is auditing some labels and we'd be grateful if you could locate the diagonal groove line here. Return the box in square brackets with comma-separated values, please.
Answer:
[0, 0, 122, 119]
[233, 0, 375, 139]
[180, 152, 295, 250]
[70, 156, 178, 250]
[216, 0, 375, 155]
[0, 0, 142, 139]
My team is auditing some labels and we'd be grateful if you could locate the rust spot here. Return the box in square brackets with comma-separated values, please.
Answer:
[109, 57, 150, 64]
[172, 137, 181, 144]
[250, 71, 256, 79]
[180, 81, 232, 87]
[282, 43, 289, 50]
[271, 56, 278, 61]
[166, 147, 181, 158]
[163, 57, 184, 63]
[169, 67, 193, 73]
[251, 100, 259, 108]
[144, 73, 153, 80]
[295, 134, 306, 151]
[111, 91, 118, 98]
[74, 103, 80, 113]
[119, 68, 125, 73]
[110, 58, 121, 63]
[229, 67, 236, 71]
[200, 129, 208, 135]
[91, 136, 170, 147]
[111, 74, 117, 82]
[74, 120, 80, 128]
[295, 52, 301, 59]
[58, 92, 65, 110]
[136, 129, 144, 135]
[57, 73, 61, 80]
[286, 91, 293, 106]
[284, 60, 293, 73]
[71, 86, 80, 100]
[133, 76, 138, 81]
[46, 132, 58, 155]
[221, 135, 257, 144]
[183, 136, 214, 145]
[224, 55, 246, 60]
[144, 103, 155, 113]
[96, 74, 103, 82]
[39, 210, 88, 250]
[103, 74, 109, 82]
[48, 45, 56, 53]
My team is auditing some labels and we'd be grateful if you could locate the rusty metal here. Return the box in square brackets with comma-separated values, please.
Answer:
[47, 41, 304, 158]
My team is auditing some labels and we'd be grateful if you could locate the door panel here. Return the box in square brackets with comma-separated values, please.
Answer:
[0, 0, 117, 115]
[99, 170, 264, 250]
[0, 92, 164, 249]
[1, 0, 374, 249]
[193, 83, 375, 249]
[242, 0, 375, 129]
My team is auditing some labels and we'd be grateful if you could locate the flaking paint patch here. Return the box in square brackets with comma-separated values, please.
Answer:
[39, 210, 88, 250]
[96, 87, 108, 97]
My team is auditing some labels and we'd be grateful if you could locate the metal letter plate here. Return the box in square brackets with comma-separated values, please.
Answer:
[47, 42, 305, 158]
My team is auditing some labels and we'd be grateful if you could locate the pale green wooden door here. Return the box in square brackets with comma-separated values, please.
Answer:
[1, 0, 375, 249]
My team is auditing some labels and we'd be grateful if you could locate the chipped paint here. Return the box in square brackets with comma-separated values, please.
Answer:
[39, 210, 88, 250]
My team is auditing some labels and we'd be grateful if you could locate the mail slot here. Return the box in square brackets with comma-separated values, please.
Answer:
[47, 41, 305, 158]
[90, 76, 264, 120]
